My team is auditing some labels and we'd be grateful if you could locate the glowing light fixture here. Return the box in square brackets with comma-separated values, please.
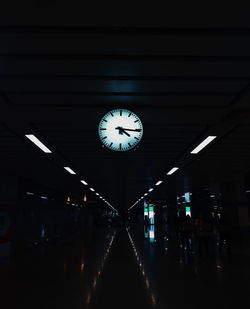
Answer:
[167, 167, 179, 175]
[90, 188, 95, 192]
[190, 136, 217, 154]
[26, 192, 34, 196]
[64, 167, 76, 175]
[155, 180, 162, 186]
[149, 188, 154, 192]
[25, 134, 52, 153]
[80, 180, 88, 185]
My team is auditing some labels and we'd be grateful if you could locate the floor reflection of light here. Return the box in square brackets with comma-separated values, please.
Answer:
[80, 261, 85, 273]
[85, 230, 116, 307]
[127, 228, 157, 308]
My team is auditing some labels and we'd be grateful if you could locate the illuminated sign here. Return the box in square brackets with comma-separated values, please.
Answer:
[185, 206, 191, 217]
[149, 225, 155, 243]
[149, 205, 155, 225]
[184, 192, 191, 203]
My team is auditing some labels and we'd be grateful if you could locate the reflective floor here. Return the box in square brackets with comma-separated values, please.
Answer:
[1, 225, 250, 308]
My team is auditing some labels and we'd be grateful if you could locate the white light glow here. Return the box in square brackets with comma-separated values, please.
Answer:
[96, 193, 100, 196]
[25, 134, 52, 153]
[26, 192, 34, 195]
[64, 167, 76, 175]
[190, 136, 217, 154]
[80, 180, 88, 185]
[144, 193, 148, 196]
[90, 188, 95, 192]
[149, 188, 154, 192]
[155, 180, 162, 186]
[167, 167, 179, 175]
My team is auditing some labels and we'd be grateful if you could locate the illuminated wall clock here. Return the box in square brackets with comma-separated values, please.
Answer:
[98, 109, 143, 151]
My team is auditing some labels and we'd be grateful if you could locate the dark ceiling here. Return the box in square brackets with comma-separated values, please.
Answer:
[1, 3, 250, 212]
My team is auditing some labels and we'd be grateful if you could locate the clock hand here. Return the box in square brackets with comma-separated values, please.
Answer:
[121, 128, 141, 132]
[115, 127, 131, 137]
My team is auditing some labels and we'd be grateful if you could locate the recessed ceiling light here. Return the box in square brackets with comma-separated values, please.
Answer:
[90, 188, 95, 192]
[149, 188, 154, 192]
[155, 180, 162, 186]
[80, 180, 88, 185]
[64, 167, 76, 175]
[96, 193, 100, 196]
[144, 193, 148, 196]
[167, 167, 179, 175]
[190, 136, 217, 154]
[25, 134, 52, 153]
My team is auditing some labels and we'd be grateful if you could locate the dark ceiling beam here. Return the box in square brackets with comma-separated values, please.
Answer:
[227, 82, 250, 107]
[0, 74, 248, 81]
[1, 26, 250, 36]
[0, 54, 250, 62]
[4, 91, 236, 96]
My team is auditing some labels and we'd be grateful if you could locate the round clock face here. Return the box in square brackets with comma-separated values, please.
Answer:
[98, 109, 143, 151]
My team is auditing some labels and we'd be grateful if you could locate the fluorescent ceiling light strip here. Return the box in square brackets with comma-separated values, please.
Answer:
[155, 180, 162, 186]
[90, 188, 95, 192]
[190, 136, 217, 154]
[25, 134, 52, 153]
[167, 167, 179, 175]
[149, 188, 154, 192]
[64, 167, 76, 175]
[80, 180, 88, 185]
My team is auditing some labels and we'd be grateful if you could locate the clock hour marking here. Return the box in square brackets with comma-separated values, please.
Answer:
[128, 113, 131, 117]
[102, 136, 107, 140]
[100, 128, 106, 130]
[119, 143, 122, 150]
[103, 119, 107, 122]
[134, 119, 139, 123]
[110, 112, 114, 117]
[109, 142, 113, 147]
[134, 137, 139, 140]
[120, 110, 122, 116]
[128, 142, 131, 147]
